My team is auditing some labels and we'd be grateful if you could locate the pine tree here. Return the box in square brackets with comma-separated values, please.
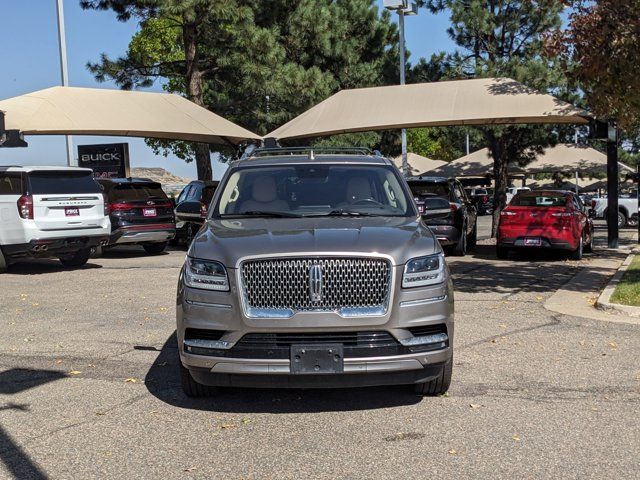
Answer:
[81, 0, 399, 179]
[420, 0, 572, 235]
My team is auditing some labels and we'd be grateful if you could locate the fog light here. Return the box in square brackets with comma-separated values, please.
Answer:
[184, 339, 232, 352]
[399, 332, 448, 347]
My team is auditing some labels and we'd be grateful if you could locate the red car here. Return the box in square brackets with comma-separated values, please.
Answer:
[497, 190, 594, 260]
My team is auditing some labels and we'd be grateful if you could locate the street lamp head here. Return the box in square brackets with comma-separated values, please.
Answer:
[383, 0, 418, 15]
[383, 0, 407, 9]
[403, 2, 418, 15]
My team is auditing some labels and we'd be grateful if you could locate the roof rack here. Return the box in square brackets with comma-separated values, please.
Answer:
[249, 146, 376, 158]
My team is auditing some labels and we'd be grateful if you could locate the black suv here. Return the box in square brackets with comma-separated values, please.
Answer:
[407, 177, 478, 256]
[173, 180, 218, 246]
[98, 178, 176, 255]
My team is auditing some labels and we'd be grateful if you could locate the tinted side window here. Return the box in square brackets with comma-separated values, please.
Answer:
[27, 171, 101, 194]
[0, 173, 23, 195]
[176, 185, 191, 204]
[186, 184, 202, 201]
[452, 182, 466, 202]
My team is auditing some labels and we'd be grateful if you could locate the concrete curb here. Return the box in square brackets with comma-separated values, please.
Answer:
[595, 250, 640, 317]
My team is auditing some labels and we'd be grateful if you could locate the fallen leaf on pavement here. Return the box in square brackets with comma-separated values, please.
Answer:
[124, 378, 138, 383]
[55, 359, 63, 364]
[220, 423, 237, 429]
[69, 370, 82, 375]
[241, 417, 251, 424]
[448, 448, 457, 455]
[512, 435, 521, 441]
[96, 411, 106, 416]
[184, 467, 197, 472]
[469, 404, 481, 409]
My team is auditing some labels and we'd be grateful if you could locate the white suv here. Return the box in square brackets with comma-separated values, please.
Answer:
[0, 166, 110, 272]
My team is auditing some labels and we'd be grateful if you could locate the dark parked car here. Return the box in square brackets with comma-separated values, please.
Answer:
[464, 187, 492, 215]
[173, 180, 218, 246]
[97, 178, 175, 255]
[408, 177, 478, 256]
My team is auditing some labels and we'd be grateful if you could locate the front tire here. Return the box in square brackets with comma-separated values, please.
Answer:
[180, 363, 217, 398]
[414, 357, 453, 396]
[452, 224, 468, 256]
[143, 241, 168, 255]
[59, 248, 91, 268]
[584, 230, 594, 253]
[570, 235, 583, 260]
[467, 222, 478, 250]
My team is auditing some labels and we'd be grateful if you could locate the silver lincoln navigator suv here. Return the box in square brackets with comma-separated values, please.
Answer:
[176, 148, 454, 396]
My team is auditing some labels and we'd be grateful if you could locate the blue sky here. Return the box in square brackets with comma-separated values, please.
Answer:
[0, 1, 455, 179]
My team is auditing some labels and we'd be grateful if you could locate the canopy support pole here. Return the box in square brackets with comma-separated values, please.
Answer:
[606, 123, 619, 248]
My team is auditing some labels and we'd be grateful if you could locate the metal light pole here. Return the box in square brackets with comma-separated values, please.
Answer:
[56, 0, 75, 166]
[384, 1, 417, 177]
[398, 9, 407, 176]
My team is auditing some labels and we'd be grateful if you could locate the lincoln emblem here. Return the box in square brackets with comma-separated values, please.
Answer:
[309, 263, 323, 303]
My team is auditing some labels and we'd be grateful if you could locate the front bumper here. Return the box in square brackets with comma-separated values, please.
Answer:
[187, 359, 447, 388]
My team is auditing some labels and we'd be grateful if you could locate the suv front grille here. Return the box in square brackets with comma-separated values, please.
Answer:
[240, 257, 392, 317]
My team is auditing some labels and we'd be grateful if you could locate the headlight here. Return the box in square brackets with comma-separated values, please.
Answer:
[184, 257, 229, 291]
[402, 253, 445, 288]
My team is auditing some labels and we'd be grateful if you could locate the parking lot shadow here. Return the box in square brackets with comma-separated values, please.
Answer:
[5, 260, 102, 276]
[145, 334, 422, 413]
[449, 244, 623, 295]
[0, 368, 67, 479]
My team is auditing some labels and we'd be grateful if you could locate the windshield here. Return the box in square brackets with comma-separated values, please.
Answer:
[214, 164, 414, 218]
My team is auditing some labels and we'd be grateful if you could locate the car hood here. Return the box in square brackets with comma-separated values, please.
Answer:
[189, 216, 439, 268]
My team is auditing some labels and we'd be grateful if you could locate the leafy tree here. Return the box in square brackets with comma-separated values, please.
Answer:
[546, 0, 640, 133]
[419, 0, 572, 235]
[81, 0, 399, 179]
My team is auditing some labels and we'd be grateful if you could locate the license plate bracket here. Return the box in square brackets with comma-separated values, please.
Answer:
[290, 344, 344, 374]
[524, 237, 542, 246]
[143, 208, 157, 217]
[65, 207, 80, 217]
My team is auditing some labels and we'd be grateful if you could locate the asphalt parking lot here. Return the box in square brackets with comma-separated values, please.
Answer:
[1, 219, 639, 479]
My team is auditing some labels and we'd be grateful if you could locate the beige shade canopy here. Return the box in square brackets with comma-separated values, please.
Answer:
[0, 86, 260, 145]
[524, 143, 634, 174]
[429, 148, 524, 177]
[392, 153, 446, 176]
[267, 78, 590, 141]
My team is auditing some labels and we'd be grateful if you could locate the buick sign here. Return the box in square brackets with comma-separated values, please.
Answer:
[78, 143, 130, 179]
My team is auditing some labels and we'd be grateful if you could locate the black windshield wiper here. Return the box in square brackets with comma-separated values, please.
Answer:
[220, 211, 302, 218]
[305, 209, 381, 217]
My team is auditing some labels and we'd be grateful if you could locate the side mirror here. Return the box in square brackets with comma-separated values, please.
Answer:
[175, 200, 206, 224]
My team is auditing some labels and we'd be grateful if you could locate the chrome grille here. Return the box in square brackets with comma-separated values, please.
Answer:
[240, 257, 391, 316]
